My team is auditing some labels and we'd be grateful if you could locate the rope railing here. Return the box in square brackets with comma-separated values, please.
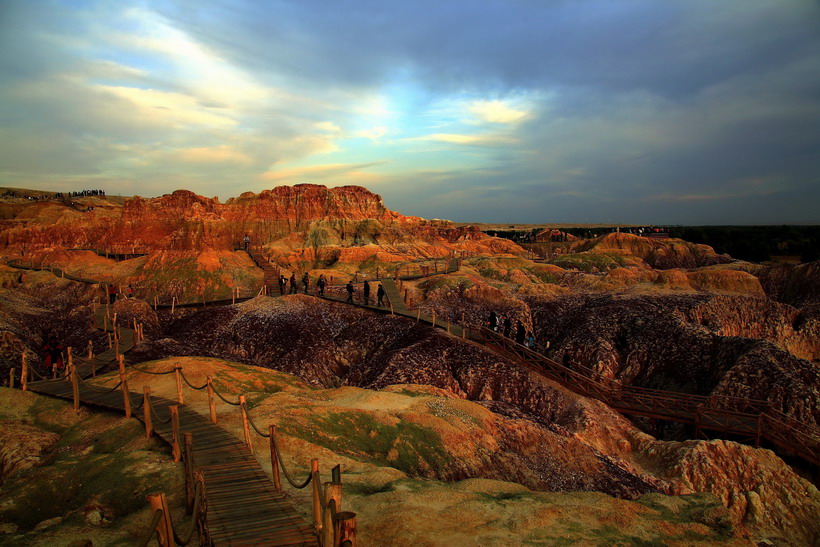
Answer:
[146, 395, 173, 424]
[212, 384, 242, 405]
[178, 368, 208, 390]
[136, 508, 164, 547]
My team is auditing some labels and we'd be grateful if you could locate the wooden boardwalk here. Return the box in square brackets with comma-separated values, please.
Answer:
[26, 377, 318, 546]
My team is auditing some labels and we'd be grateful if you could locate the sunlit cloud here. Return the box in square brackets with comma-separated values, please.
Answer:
[260, 161, 389, 182]
[415, 133, 517, 145]
[469, 100, 528, 124]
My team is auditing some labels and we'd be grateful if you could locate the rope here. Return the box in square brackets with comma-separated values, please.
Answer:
[136, 508, 163, 547]
[270, 434, 313, 489]
[241, 402, 271, 438]
[147, 396, 173, 424]
[212, 385, 241, 406]
[27, 366, 49, 381]
[173, 481, 203, 546]
[76, 374, 123, 393]
[129, 390, 145, 409]
[179, 368, 208, 390]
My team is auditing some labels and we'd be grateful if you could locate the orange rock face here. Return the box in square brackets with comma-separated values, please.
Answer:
[0, 184, 516, 258]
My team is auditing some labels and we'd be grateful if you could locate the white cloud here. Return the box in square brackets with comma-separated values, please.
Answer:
[469, 99, 528, 123]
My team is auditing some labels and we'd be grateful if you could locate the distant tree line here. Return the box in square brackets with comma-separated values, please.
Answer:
[486, 225, 820, 263]
[666, 225, 820, 263]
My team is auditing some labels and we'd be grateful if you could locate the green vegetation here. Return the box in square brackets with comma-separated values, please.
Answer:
[280, 411, 454, 476]
[547, 252, 627, 273]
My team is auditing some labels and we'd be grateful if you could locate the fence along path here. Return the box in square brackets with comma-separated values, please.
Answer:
[20, 314, 355, 545]
[317, 261, 819, 469]
[9, 252, 817, 466]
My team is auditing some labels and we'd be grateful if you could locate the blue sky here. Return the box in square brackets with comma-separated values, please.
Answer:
[1, 0, 818, 224]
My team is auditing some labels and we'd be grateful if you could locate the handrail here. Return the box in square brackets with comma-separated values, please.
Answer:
[136, 508, 164, 547]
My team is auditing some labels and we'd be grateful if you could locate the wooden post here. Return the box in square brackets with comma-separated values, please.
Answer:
[21, 354, 27, 392]
[143, 386, 153, 438]
[324, 481, 343, 544]
[232, 287, 236, 305]
[114, 331, 119, 356]
[147, 492, 174, 547]
[416, 308, 420, 323]
[338, 512, 357, 546]
[239, 395, 252, 450]
[107, 332, 112, 349]
[170, 405, 181, 462]
[269, 425, 282, 491]
[120, 373, 131, 418]
[184, 432, 195, 511]
[432, 309, 436, 327]
[171, 296, 175, 314]
[153, 295, 158, 311]
[207, 377, 217, 424]
[174, 366, 184, 404]
[118, 354, 125, 375]
[390, 300, 394, 316]
[87, 340, 93, 359]
[9, 367, 14, 389]
[71, 363, 79, 411]
[311, 459, 321, 534]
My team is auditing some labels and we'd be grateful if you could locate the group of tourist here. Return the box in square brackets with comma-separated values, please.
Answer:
[487, 311, 537, 350]
[345, 280, 386, 307]
[67, 189, 105, 197]
[278, 272, 327, 296]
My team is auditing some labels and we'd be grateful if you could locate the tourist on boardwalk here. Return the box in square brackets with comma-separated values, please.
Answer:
[515, 323, 526, 345]
[377, 283, 385, 307]
[42, 334, 65, 375]
[278, 275, 287, 296]
[243, 234, 250, 251]
[302, 272, 310, 294]
[289, 273, 298, 294]
[317, 274, 326, 296]
[346, 280, 355, 303]
[107, 284, 117, 304]
[363, 280, 371, 305]
[126, 284, 134, 299]
[502, 315, 511, 338]
[526, 331, 536, 349]
[487, 311, 498, 332]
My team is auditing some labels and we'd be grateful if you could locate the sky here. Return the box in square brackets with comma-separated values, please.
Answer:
[1, 0, 818, 224]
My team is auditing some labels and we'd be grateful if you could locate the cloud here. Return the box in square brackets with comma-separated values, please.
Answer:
[415, 133, 517, 146]
[469, 100, 528, 124]
[260, 161, 389, 182]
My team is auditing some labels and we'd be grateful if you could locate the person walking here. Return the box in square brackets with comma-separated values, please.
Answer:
[317, 274, 326, 296]
[346, 280, 355, 303]
[107, 284, 117, 305]
[487, 311, 497, 332]
[526, 331, 536, 349]
[363, 280, 371, 305]
[502, 315, 511, 338]
[278, 275, 287, 296]
[289, 273, 298, 294]
[515, 323, 526, 345]
[302, 272, 310, 294]
[377, 283, 385, 307]
[243, 234, 250, 251]
[42, 334, 65, 376]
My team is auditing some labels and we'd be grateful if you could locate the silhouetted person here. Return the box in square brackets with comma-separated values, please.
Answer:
[289, 273, 298, 294]
[487, 311, 497, 332]
[243, 234, 250, 251]
[346, 281, 354, 303]
[363, 280, 371, 305]
[302, 272, 310, 294]
[107, 284, 117, 305]
[515, 323, 526, 345]
[278, 275, 286, 296]
[317, 274, 326, 296]
[377, 283, 385, 307]
[502, 316, 511, 338]
[43, 334, 65, 376]
[526, 331, 535, 349]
